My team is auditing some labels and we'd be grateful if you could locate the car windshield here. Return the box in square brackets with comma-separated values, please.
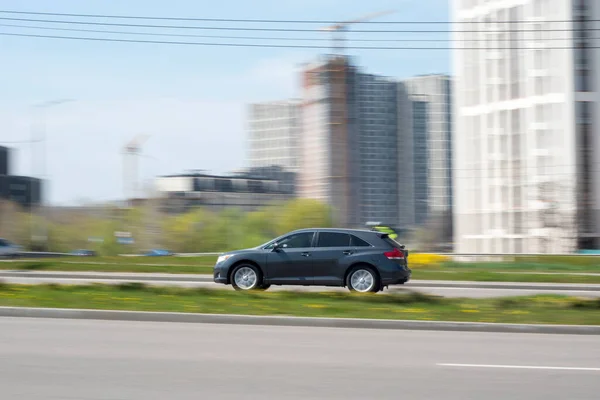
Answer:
[261, 237, 281, 249]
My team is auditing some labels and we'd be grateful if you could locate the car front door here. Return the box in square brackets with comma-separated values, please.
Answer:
[264, 231, 315, 285]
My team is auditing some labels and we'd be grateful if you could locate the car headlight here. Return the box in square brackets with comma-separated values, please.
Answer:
[216, 255, 232, 264]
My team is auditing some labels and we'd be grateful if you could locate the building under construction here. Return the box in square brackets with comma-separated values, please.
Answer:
[298, 56, 415, 229]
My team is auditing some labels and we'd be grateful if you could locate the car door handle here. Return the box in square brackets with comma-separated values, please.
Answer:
[343, 250, 353, 255]
[301, 252, 311, 257]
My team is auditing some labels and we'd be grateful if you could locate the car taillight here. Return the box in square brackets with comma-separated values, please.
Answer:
[384, 248, 405, 260]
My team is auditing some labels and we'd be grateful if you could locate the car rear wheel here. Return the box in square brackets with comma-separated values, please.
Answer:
[231, 264, 262, 291]
[347, 266, 379, 293]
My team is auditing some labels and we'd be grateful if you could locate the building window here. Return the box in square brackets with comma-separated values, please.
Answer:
[575, 69, 592, 92]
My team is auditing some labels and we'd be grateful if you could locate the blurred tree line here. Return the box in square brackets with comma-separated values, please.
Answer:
[0, 199, 333, 255]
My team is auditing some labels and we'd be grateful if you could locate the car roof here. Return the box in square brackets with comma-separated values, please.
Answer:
[290, 228, 381, 235]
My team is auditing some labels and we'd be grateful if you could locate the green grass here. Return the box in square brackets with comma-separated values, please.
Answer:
[0, 283, 599, 325]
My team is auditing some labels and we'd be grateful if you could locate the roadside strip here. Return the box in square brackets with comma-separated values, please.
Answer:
[1, 306, 599, 335]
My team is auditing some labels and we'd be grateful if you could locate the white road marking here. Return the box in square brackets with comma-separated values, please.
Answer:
[437, 363, 600, 371]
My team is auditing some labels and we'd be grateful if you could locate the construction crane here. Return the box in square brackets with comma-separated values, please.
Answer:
[123, 133, 150, 207]
[320, 10, 395, 55]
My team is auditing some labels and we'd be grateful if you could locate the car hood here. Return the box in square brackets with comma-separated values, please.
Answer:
[222, 247, 262, 256]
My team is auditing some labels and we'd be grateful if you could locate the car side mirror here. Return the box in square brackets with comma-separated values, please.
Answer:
[272, 242, 288, 252]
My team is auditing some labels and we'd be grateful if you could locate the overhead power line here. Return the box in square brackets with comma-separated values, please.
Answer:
[1, 31, 597, 50]
[0, 16, 597, 33]
[0, 9, 597, 25]
[2, 23, 594, 42]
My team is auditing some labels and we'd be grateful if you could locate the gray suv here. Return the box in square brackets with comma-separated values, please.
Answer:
[213, 228, 411, 293]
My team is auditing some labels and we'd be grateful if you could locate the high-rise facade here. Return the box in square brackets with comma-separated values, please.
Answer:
[409, 96, 430, 226]
[452, 0, 600, 253]
[356, 73, 402, 226]
[404, 75, 453, 231]
[247, 100, 301, 171]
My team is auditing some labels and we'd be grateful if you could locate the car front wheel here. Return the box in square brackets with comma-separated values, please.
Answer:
[347, 266, 379, 293]
[231, 264, 262, 291]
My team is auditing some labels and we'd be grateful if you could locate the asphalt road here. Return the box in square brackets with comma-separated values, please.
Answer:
[1, 317, 599, 400]
[1, 271, 599, 298]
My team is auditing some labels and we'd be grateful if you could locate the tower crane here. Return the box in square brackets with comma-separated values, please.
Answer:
[320, 10, 395, 55]
[123, 133, 150, 207]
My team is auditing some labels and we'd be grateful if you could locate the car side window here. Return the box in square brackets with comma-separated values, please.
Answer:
[316, 232, 351, 248]
[350, 235, 372, 247]
[270, 232, 314, 249]
[0, 239, 6, 247]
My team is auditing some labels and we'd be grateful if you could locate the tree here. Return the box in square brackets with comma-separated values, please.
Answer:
[276, 199, 333, 235]
[533, 181, 578, 253]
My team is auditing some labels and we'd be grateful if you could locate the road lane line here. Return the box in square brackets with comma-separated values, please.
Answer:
[437, 363, 600, 371]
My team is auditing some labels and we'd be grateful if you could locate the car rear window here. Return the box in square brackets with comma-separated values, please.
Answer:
[350, 235, 371, 247]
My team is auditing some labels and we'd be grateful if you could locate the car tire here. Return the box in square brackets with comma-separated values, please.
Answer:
[231, 264, 263, 291]
[346, 265, 380, 293]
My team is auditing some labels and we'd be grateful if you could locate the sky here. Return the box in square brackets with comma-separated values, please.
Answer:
[0, 0, 450, 205]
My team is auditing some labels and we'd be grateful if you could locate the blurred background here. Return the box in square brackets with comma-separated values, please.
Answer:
[0, 0, 598, 257]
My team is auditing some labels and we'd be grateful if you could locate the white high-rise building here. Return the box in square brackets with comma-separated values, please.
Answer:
[247, 100, 301, 171]
[452, 0, 600, 253]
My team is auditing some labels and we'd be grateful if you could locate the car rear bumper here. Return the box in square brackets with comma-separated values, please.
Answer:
[381, 269, 411, 285]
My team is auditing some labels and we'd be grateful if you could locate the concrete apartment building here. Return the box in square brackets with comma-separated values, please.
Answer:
[247, 100, 301, 172]
[298, 56, 415, 229]
[404, 75, 454, 233]
[452, 0, 600, 253]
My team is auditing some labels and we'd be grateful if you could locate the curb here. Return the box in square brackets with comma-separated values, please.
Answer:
[1, 306, 599, 335]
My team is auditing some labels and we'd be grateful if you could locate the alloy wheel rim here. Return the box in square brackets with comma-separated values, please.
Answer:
[351, 269, 374, 292]
[234, 267, 257, 290]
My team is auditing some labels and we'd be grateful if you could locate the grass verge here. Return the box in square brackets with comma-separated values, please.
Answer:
[0, 283, 599, 325]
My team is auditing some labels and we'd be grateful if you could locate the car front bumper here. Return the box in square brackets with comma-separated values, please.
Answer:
[213, 266, 228, 284]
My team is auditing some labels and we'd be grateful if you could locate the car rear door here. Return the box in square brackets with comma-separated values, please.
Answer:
[311, 232, 356, 286]
[264, 231, 316, 285]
